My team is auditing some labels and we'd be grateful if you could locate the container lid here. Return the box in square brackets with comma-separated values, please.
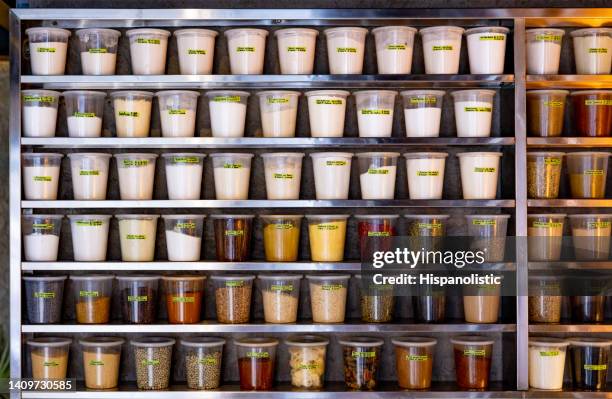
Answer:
[130, 337, 176, 347]
[180, 336, 226, 347]
[338, 336, 384, 347]
[67, 214, 112, 220]
[161, 275, 206, 281]
[355, 152, 401, 158]
[113, 153, 159, 159]
[162, 214, 206, 221]
[309, 152, 353, 159]
[209, 214, 255, 219]
[568, 337, 612, 347]
[69, 274, 114, 281]
[110, 91, 155, 98]
[257, 90, 301, 97]
[62, 90, 106, 98]
[400, 90, 446, 97]
[67, 153, 113, 159]
[528, 213, 567, 218]
[22, 275, 67, 282]
[285, 335, 330, 347]
[260, 152, 305, 159]
[234, 337, 279, 347]
[22, 152, 63, 159]
[568, 214, 612, 219]
[526, 28, 565, 36]
[174, 28, 218, 37]
[206, 90, 250, 98]
[116, 274, 161, 281]
[79, 336, 125, 347]
[527, 151, 565, 157]
[526, 90, 569, 96]
[22, 89, 61, 98]
[570, 27, 612, 37]
[456, 152, 503, 158]
[126, 28, 171, 37]
[404, 214, 450, 219]
[451, 89, 496, 97]
[274, 28, 319, 37]
[25, 27, 71, 36]
[354, 214, 400, 220]
[353, 90, 398, 97]
[403, 152, 448, 159]
[569, 90, 612, 96]
[464, 214, 510, 220]
[306, 274, 351, 280]
[372, 26, 417, 35]
[161, 152, 206, 159]
[529, 337, 569, 347]
[259, 214, 304, 220]
[27, 337, 72, 347]
[210, 274, 255, 281]
[450, 335, 495, 346]
[565, 151, 612, 157]
[115, 214, 160, 220]
[323, 27, 368, 35]
[224, 28, 269, 37]
[419, 26, 465, 35]
[305, 214, 350, 221]
[76, 28, 121, 38]
[22, 214, 63, 220]
[305, 90, 350, 97]
[155, 90, 200, 98]
[257, 273, 303, 280]
[391, 336, 438, 347]
[208, 152, 254, 159]
[464, 26, 510, 36]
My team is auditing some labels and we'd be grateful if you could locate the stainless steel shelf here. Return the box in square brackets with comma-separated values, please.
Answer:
[528, 199, 612, 208]
[526, 387, 612, 399]
[527, 137, 612, 148]
[526, 75, 612, 89]
[529, 324, 612, 333]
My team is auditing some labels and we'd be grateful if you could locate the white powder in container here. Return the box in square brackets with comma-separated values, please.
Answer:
[117, 216, 158, 262]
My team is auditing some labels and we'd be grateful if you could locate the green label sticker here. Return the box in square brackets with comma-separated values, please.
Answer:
[223, 163, 242, 169]
[410, 97, 437, 105]
[188, 49, 207, 55]
[80, 290, 99, 297]
[367, 168, 390, 175]
[544, 157, 561, 165]
[136, 38, 160, 45]
[172, 296, 194, 303]
[297, 364, 318, 370]
[247, 351, 269, 358]
[33, 176, 52, 182]
[79, 170, 100, 176]
[237, 46, 255, 52]
[584, 364, 607, 371]
[168, 109, 187, 115]
[73, 112, 96, 118]
[587, 221, 611, 229]
[386, 44, 407, 50]
[585, 99, 612, 106]
[417, 171, 439, 176]
[126, 234, 146, 240]
[141, 359, 160, 366]
[173, 157, 199, 164]
[273, 223, 293, 230]
[532, 221, 563, 228]
[539, 351, 560, 357]
[24, 95, 55, 103]
[474, 167, 496, 173]
[544, 101, 564, 108]
[352, 351, 375, 358]
[317, 224, 339, 231]
[225, 280, 244, 287]
[75, 220, 103, 227]
[479, 35, 505, 41]
[128, 295, 148, 302]
[88, 48, 108, 54]
[472, 219, 496, 226]
[37, 47, 56, 53]
[337, 47, 357, 53]
[322, 284, 342, 291]
[176, 222, 196, 229]
[198, 356, 217, 365]
[32, 223, 53, 229]
[34, 292, 55, 299]
[287, 46, 307, 52]
[418, 223, 442, 229]
[118, 111, 139, 117]
[273, 173, 293, 179]
[267, 97, 289, 104]
[89, 360, 105, 366]
[43, 361, 59, 367]
[464, 107, 492, 112]
[588, 48, 608, 54]
[407, 355, 429, 361]
[432, 45, 452, 51]
[213, 96, 241, 103]
[464, 349, 486, 357]
[535, 34, 562, 42]
[361, 109, 391, 115]
[325, 160, 346, 166]
[315, 99, 343, 105]
[225, 230, 244, 236]
[123, 159, 149, 167]
[368, 231, 390, 237]
[271, 284, 293, 292]
[585, 169, 604, 176]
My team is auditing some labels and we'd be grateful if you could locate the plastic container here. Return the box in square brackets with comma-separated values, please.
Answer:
[110, 91, 154, 138]
[25, 27, 70, 75]
[22, 153, 62, 200]
[117, 275, 159, 324]
[355, 214, 399, 259]
[526, 90, 569, 137]
[305, 90, 350, 137]
[285, 335, 329, 389]
[23, 275, 66, 324]
[526, 28, 565, 75]
[162, 153, 205, 200]
[68, 214, 111, 261]
[259, 274, 302, 323]
[257, 91, 300, 137]
[571, 295, 607, 323]
[156, 90, 200, 137]
[404, 152, 448, 199]
[211, 214, 254, 262]
[275, 28, 318, 75]
[568, 337, 612, 391]
[566, 151, 611, 198]
[527, 152, 564, 199]
[451, 90, 495, 137]
[68, 153, 111, 200]
[235, 337, 279, 390]
[22, 214, 62, 261]
[400, 90, 445, 138]
[356, 274, 395, 323]
[70, 274, 113, 324]
[80, 337, 125, 389]
[63, 91, 106, 138]
[413, 287, 446, 323]
[571, 90, 612, 137]
[210, 153, 253, 199]
[324, 27, 368, 74]
[569, 214, 612, 261]
[339, 336, 384, 390]
[451, 336, 494, 390]
[211, 274, 254, 323]
[206, 90, 250, 138]
[465, 214, 510, 262]
[465, 27, 509, 74]
[163, 214, 205, 261]
[404, 215, 448, 253]
[181, 337, 226, 390]
[76, 29, 121, 75]
[529, 337, 569, 390]
[174, 29, 218, 75]
[130, 337, 175, 390]
[162, 275, 206, 324]
[306, 274, 350, 323]
[357, 152, 400, 199]
[306, 215, 349, 262]
[528, 214, 566, 261]
[21, 89, 60, 138]
[354, 90, 397, 138]
[310, 152, 353, 199]
[463, 284, 501, 323]
[261, 215, 302, 262]
[457, 152, 502, 199]
[571, 28, 612, 75]
[116, 214, 159, 262]
[225, 28, 268, 75]
[27, 337, 72, 379]
[126, 29, 170, 75]
[114, 153, 158, 200]
[392, 337, 437, 389]
[261, 153, 304, 200]
[528, 275, 562, 323]
[372, 26, 417, 74]
[420, 26, 464, 74]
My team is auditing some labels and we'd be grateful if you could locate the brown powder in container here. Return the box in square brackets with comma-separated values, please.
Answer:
[569, 173, 606, 198]
[395, 346, 433, 389]
[76, 296, 111, 324]
[215, 284, 252, 323]
[527, 91, 566, 137]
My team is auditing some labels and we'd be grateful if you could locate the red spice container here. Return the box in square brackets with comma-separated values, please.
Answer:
[211, 214, 254, 261]
[571, 90, 612, 137]
[235, 337, 279, 390]
[355, 215, 399, 260]
[451, 336, 494, 390]
[162, 275, 205, 324]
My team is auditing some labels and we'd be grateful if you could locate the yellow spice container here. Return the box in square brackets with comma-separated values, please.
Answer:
[306, 215, 349, 262]
[261, 215, 303, 261]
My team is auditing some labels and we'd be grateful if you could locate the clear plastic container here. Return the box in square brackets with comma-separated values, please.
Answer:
[324, 27, 368, 74]
[162, 153, 205, 200]
[257, 90, 300, 137]
[211, 274, 254, 324]
[569, 214, 612, 261]
[457, 152, 502, 199]
[126, 28, 170, 75]
[130, 337, 175, 390]
[76, 28, 121, 75]
[116, 214, 159, 262]
[68, 153, 111, 200]
[25, 27, 71, 75]
[527, 214, 566, 261]
[465, 214, 510, 262]
[180, 337, 226, 389]
[420, 26, 464, 74]
[261, 152, 304, 200]
[463, 284, 501, 323]
[225, 28, 268, 75]
[162, 275, 206, 324]
[310, 152, 353, 199]
[116, 275, 160, 324]
[22, 153, 63, 200]
[528, 275, 562, 323]
[404, 152, 448, 199]
[356, 152, 400, 199]
[354, 90, 397, 138]
[571, 90, 612, 137]
[339, 336, 384, 390]
[526, 28, 565, 75]
[566, 152, 611, 198]
[571, 295, 607, 323]
[305, 90, 350, 137]
[22, 214, 62, 261]
[465, 27, 509, 74]
[413, 288, 446, 323]
[259, 274, 302, 323]
[527, 151, 565, 199]
[275, 28, 318, 74]
[392, 337, 437, 389]
[206, 90, 250, 138]
[68, 214, 111, 261]
[21, 89, 60, 138]
[70, 274, 114, 324]
[400, 90, 445, 137]
[356, 274, 395, 323]
[80, 336, 124, 389]
[306, 215, 349, 262]
[568, 337, 612, 391]
[405, 214, 448, 252]
[63, 91, 106, 138]
[235, 337, 279, 391]
[210, 153, 253, 199]
[156, 90, 200, 137]
[261, 215, 302, 262]
[23, 275, 66, 324]
[355, 214, 399, 259]
[114, 153, 158, 200]
[529, 337, 569, 390]
[372, 26, 417, 74]
[451, 90, 496, 137]
[526, 90, 569, 137]
[163, 214, 205, 261]
[306, 274, 350, 323]
[110, 91, 154, 138]
[27, 337, 72, 379]
[211, 214, 254, 262]
[285, 335, 329, 389]
[174, 29, 218, 75]
[571, 28, 612, 75]
[451, 336, 494, 390]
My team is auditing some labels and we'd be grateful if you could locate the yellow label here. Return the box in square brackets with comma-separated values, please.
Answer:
[267, 97, 289, 104]
[585, 169, 604, 176]
[79, 170, 99, 176]
[337, 47, 357, 53]
[172, 296, 194, 303]
[32, 223, 53, 229]
[168, 109, 187, 115]
[213, 96, 241, 103]
[533, 221, 562, 228]
[128, 295, 148, 302]
[188, 49, 206, 55]
[544, 101, 564, 108]
[325, 160, 346, 166]
[534, 34, 561, 42]
[418, 223, 442, 229]
[464, 349, 486, 356]
[585, 99, 612, 106]
[317, 224, 338, 231]
[34, 292, 55, 299]
[587, 221, 611, 229]
[89, 360, 105, 366]
[464, 107, 492, 112]
[287, 46, 307, 52]
[410, 97, 437, 105]
[315, 99, 343, 105]
[361, 109, 391, 115]
[119, 111, 139, 117]
[544, 157, 561, 165]
[273, 173, 293, 179]
[246, 351, 269, 358]
[173, 157, 199, 164]
[386, 44, 407, 50]
[479, 35, 505, 41]
[75, 220, 103, 227]
[296, 364, 318, 370]
[198, 356, 217, 365]
[43, 361, 59, 366]
[417, 171, 439, 176]
[79, 290, 99, 297]
[37, 47, 56, 53]
[472, 219, 496, 226]
[273, 223, 293, 230]
[588, 48, 608, 54]
[367, 168, 389, 175]
[223, 163, 242, 169]
[432, 45, 452, 51]
[33, 176, 52, 182]
[368, 231, 390, 237]
[126, 234, 146, 240]
[271, 284, 293, 291]
[88, 48, 108, 54]
[225, 230, 244, 236]
[539, 351, 559, 357]
[74, 112, 96, 118]
[474, 167, 495, 173]
[136, 38, 160, 44]
[237, 46, 255, 52]
[407, 355, 430, 361]
[352, 351, 375, 358]
[322, 284, 342, 291]
[226, 280, 244, 287]
[176, 222, 196, 229]
[584, 364, 607, 371]
[122, 159, 148, 167]
[24, 95, 55, 103]
[141, 359, 160, 366]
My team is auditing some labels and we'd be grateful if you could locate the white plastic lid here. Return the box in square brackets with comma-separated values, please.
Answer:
[285, 335, 330, 347]
[305, 214, 350, 221]
[22, 89, 61, 99]
[110, 91, 155, 99]
[404, 214, 449, 219]
[570, 28, 612, 37]
[356, 152, 401, 158]
[174, 28, 218, 38]
[180, 337, 226, 347]
[206, 90, 250, 98]
[527, 151, 565, 158]
[529, 337, 569, 347]
[309, 152, 353, 159]
[22, 152, 63, 160]
[568, 337, 612, 347]
[80, 336, 125, 347]
[528, 213, 567, 219]
[162, 214, 206, 220]
[224, 28, 269, 37]
[401, 90, 446, 97]
[209, 153, 254, 159]
[324, 27, 368, 36]
[404, 152, 449, 159]
[260, 152, 305, 159]
[450, 335, 495, 346]
[526, 90, 569, 97]
[465, 26, 510, 36]
[456, 152, 503, 158]
[338, 336, 384, 347]
[451, 89, 496, 98]
[76, 28, 121, 38]
[67, 153, 112, 159]
[115, 214, 160, 220]
[465, 214, 510, 220]
[22, 275, 67, 282]
[353, 90, 398, 97]
[259, 214, 304, 220]
[274, 28, 319, 37]
[113, 153, 159, 160]
[130, 337, 176, 347]
[570, 90, 612, 97]
[234, 337, 279, 347]
[420, 26, 465, 35]
[354, 214, 399, 220]
[126, 28, 171, 38]
[69, 274, 114, 281]
[27, 337, 72, 347]
[22, 214, 63, 221]
[305, 90, 350, 98]
[526, 28, 565, 36]
[257, 90, 301, 97]
[25, 27, 71, 37]
[155, 90, 200, 98]
[392, 337, 437, 347]
[161, 153, 206, 159]
[372, 26, 417, 35]
[67, 214, 112, 221]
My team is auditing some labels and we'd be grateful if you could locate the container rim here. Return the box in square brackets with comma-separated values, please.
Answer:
[160, 275, 207, 281]
[110, 90, 155, 98]
[115, 275, 161, 281]
[69, 274, 114, 281]
[274, 28, 319, 36]
[130, 337, 176, 347]
[180, 336, 227, 347]
[79, 336, 125, 347]
[76, 28, 122, 37]
[529, 337, 570, 347]
[338, 336, 385, 347]
[22, 275, 67, 282]
[210, 274, 255, 281]
[354, 214, 400, 219]
[284, 335, 330, 347]
[27, 337, 72, 347]
[306, 274, 351, 280]
[174, 28, 219, 37]
[419, 26, 465, 35]
[568, 337, 612, 347]
[234, 337, 279, 347]
[257, 274, 303, 280]
[309, 152, 354, 159]
[403, 152, 448, 159]
[450, 335, 495, 346]
[126, 28, 171, 37]
[25, 27, 71, 36]
[391, 336, 438, 347]
[305, 90, 350, 97]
